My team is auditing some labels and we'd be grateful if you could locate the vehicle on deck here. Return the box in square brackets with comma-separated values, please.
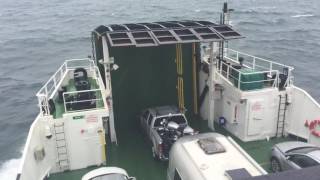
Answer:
[270, 141, 320, 172]
[140, 105, 195, 160]
[167, 133, 266, 180]
[82, 167, 136, 180]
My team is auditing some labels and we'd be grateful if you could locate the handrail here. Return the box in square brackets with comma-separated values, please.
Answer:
[218, 59, 282, 90]
[63, 89, 104, 113]
[36, 58, 104, 115]
[225, 48, 294, 71]
[219, 48, 294, 91]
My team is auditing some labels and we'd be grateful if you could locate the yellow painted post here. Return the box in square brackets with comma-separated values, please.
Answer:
[181, 78, 184, 110]
[176, 44, 185, 111]
[98, 130, 106, 163]
[192, 43, 198, 115]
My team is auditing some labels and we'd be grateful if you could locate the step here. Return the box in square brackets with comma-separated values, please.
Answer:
[55, 132, 65, 135]
[58, 152, 68, 156]
[58, 160, 69, 167]
[58, 154, 68, 160]
[57, 145, 67, 148]
[54, 123, 64, 127]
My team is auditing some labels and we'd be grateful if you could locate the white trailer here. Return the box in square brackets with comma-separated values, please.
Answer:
[167, 133, 267, 180]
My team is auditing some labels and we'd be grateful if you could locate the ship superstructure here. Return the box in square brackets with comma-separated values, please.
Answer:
[16, 3, 320, 180]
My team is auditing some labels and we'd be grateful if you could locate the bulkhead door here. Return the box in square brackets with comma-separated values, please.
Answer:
[247, 99, 265, 136]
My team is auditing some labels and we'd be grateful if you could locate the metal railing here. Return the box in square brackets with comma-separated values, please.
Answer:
[217, 48, 294, 91]
[63, 89, 104, 113]
[36, 58, 104, 116]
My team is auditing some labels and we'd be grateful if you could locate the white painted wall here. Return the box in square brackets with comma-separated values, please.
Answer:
[64, 110, 107, 170]
[205, 73, 281, 142]
[286, 86, 320, 145]
[198, 66, 210, 121]
[18, 115, 56, 180]
[18, 110, 108, 180]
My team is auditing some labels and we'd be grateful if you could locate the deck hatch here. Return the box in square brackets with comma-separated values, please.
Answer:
[97, 20, 242, 47]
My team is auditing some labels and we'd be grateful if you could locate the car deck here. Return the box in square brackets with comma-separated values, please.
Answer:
[47, 116, 301, 180]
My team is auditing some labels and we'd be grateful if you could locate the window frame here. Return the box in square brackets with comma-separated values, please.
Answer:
[289, 154, 319, 168]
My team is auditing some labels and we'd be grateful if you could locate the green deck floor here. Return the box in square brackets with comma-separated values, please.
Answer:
[53, 77, 104, 119]
[48, 116, 301, 180]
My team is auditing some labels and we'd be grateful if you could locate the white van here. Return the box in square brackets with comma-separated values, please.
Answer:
[167, 133, 267, 180]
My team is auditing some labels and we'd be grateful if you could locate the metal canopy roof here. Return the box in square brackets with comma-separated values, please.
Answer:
[94, 20, 242, 47]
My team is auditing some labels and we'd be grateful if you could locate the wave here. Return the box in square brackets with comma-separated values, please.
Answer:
[0, 158, 21, 180]
[291, 14, 314, 18]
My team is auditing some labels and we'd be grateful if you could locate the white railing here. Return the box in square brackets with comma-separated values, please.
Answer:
[218, 48, 294, 91]
[63, 89, 104, 113]
[36, 58, 104, 116]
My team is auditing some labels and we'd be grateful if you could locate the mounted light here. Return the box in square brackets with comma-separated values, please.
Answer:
[44, 125, 52, 139]
[112, 64, 119, 71]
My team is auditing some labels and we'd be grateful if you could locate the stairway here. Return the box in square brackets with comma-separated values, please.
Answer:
[275, 94, 288, 137]
[54, 122, 70, 171]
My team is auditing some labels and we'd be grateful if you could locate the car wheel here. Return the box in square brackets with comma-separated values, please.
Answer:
[271, 157, 282, 172]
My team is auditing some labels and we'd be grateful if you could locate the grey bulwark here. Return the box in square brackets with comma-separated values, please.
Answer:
[93, 20, 242, 47]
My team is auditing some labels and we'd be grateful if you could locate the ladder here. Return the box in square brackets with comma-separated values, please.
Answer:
[276, 94, 288, 137]
[54, 122, 70, 171]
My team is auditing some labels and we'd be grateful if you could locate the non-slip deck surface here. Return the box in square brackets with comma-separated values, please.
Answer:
[48, 118, 296, 180]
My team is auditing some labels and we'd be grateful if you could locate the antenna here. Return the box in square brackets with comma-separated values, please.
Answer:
[221, 1, 234, 25]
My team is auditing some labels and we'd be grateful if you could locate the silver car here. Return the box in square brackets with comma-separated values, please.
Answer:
[270, 141, 320, 172]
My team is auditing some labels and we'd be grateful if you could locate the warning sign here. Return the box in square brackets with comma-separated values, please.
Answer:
[252, 102, 262, 111]
[86, 114, 98, 123]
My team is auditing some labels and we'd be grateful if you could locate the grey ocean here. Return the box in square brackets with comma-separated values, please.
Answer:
[0, 0, 320, 178]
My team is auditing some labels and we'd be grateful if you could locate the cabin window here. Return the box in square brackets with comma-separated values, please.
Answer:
[174, 169, 182, 180]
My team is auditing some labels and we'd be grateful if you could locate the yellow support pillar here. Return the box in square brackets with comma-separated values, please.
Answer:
[176, 44, 184, 111]
[192, 43, 198, 115]
[98, 129, 106, 163]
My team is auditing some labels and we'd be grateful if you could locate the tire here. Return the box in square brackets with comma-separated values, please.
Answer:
[270, 157, 282, 173]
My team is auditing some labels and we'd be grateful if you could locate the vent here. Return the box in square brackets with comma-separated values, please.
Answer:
[225, 168, 252, 180]
[198, 137, 225, 154]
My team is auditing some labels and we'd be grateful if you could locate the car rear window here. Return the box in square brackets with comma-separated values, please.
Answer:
[154, 115, 187, 127]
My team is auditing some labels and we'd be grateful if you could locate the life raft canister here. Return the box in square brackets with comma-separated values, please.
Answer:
[308, 119, 320, 137]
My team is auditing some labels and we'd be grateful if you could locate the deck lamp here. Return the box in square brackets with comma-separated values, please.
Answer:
[44, 125, 52, 139]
